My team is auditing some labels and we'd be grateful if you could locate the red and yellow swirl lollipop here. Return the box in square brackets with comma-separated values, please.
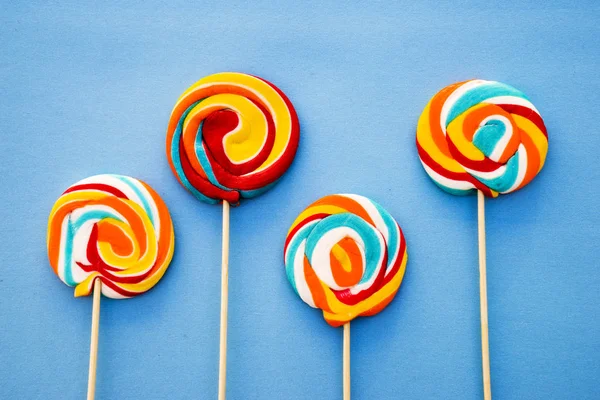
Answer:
[166, 72, 300, 205]
[166, 72, 300, 400]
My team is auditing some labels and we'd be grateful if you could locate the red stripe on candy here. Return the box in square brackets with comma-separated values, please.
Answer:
[283, 213, 328, 255]
[203, 103, 276, 177]
[332, 239, 388, 306]
[417, 141, 494, 196]
[498, 104, 548, 138]
[445, 135, 502, 173]
[178, 133, 240, 204]
[64, 183, 128, 199]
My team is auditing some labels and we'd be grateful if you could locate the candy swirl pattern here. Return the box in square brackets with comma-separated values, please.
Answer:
[47, 174, 175, 299]
[284, 194, 407, 327]
[416, 79, 548, 197]
[166, 72, 300, 205]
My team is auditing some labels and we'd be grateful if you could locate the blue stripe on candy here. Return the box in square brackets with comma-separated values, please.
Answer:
[63, 215, 76, 285]
[474, 150, 520, 192]
[446, 81, 528, 126]
[194, 121, 230, 192]
[473, 120, 506, 158]
[115, 175, 154, 227]
[305, 213, 382, 286]
[434, 182, 474, 196]
[63, 210, 122, 286]
[240, 179, 277, 199]
[372, 201, 398, 271]
[170, 101, 220, 205]
[285, 222, 316, 295]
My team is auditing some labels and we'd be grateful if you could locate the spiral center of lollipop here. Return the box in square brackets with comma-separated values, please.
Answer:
[97, 220, 134, 257]
[329, 237, 364, 287]
[193, 93, 275, 177]
[204, 109, 239, 137]
[202, 109, 241, 162]
[473, 118, 507, 161]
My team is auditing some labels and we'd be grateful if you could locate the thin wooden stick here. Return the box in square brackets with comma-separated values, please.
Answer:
[343, 322, 350, 400]
[87, 279, 102, 400]
[218, 200, 230, 400]
[477, 190, 492, 400]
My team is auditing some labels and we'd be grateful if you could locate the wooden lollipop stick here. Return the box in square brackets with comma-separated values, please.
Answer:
[477, 190, 492, 400]
[343, 322, 350, 400]
[87, 278, 102, 400]
[218, 200, 230, 400]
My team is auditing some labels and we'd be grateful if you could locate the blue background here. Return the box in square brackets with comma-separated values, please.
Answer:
[1, 1, 599, 399]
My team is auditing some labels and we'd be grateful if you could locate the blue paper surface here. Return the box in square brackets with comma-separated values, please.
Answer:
[1, 1, 599, 399]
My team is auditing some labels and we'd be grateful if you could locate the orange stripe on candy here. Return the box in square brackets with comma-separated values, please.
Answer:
[99, 197, 148, 255]
[47, 198, 93, 272]
[97, 223, 134, 257]
[141, 181, 175, 279]
[329, 238, 363, 288]
[360, 288, 399, 317]
[516, 128, 540, 190]
[304, 256, 331, 313]
[461, 104, 521, 164]
[427, 81, 468, 158]
[312, 195, 374, 226]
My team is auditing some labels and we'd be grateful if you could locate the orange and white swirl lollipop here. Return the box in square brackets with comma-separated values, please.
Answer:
[284, 194, 407, 326]
[47, 174, 174, 399]
[47, 174, 174, 297]
[284, 194, 408, 398]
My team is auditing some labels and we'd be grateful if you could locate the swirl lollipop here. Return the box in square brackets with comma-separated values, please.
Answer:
[166, 71, 300, 205]
[416, 79, 548, 197]
[47, 174, 174, 399]
[284, 194, 407, 399]
[416, 79, 548, 399]
[166, 72, 299, 399]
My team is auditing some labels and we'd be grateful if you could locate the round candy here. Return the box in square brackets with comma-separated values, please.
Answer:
[416, 79, 548, 197]
[166, 72, 300, 205]
[284, 194, 407, 326]
[47, 174, 175, 299]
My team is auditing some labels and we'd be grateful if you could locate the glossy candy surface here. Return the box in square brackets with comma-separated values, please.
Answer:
[284, 194, 407, 326]
[47, 174, 174, 298]
[417, 79, 548, 197]
[166, 72, 300, 204]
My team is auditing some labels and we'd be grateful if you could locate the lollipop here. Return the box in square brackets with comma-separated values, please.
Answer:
[165, 72, 299, 400]
[284, 194, 407, 399]
[416, 79, 548, 400]
[47, 174, 174, 399]
[166, 71, 300, 205]
[416, 79, 548, 197]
